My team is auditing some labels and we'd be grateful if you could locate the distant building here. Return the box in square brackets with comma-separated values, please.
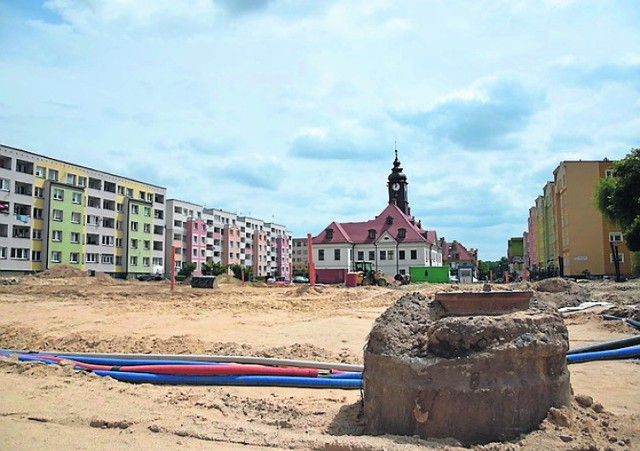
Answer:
[526, 160, 632, 278]
[507, 236, 525, 277]
[165, 200, 291, 278]
[312, 150, 443, 284]
[440, 239, 478, 280]
[291, 237, 309, 273]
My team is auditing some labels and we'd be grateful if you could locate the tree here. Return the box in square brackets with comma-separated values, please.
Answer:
[201, 261, 226, 276]
[178, 262, 197, 278]
[595, 149, 640, 251]
[229, 264, 253, 280]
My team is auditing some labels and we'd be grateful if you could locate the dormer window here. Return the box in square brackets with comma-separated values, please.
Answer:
[368, 229, 376, 240]
[397, 228, 406, 239]
[325, 228, 334, 240]
[385, 215, 393, 225]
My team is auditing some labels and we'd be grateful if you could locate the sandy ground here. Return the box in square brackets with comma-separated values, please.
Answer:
[0, 271, 639, 450]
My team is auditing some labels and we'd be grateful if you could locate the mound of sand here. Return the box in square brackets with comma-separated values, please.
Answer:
[214, 274, 242, 286]
[35, 265, 87, 279]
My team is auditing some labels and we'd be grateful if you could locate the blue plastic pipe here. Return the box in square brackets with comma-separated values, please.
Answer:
[92, 370, 363, 388]
[567, 345, 640, 364]
[567, 335, 640, 355]
[328, 372, 363, 379]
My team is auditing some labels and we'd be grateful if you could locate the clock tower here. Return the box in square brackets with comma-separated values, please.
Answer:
[387, 147, 410, 215]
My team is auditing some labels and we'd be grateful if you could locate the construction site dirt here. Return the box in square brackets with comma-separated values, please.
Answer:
[0, 270, 639, 450]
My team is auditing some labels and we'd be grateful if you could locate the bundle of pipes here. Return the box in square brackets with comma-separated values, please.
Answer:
[0, 350, 363, 389]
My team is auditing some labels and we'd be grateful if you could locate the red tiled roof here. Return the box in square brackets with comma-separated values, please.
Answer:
[313, 203, 438, 246]
[443, 240, 476, 262]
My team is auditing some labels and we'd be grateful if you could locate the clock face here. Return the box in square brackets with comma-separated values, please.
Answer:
[392, 183, 400, 191]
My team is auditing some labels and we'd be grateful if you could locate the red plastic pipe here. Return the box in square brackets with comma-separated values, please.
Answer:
[34, 356, 319, 377]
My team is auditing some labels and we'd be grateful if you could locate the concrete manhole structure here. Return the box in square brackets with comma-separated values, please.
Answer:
[363, 291, 571, 445]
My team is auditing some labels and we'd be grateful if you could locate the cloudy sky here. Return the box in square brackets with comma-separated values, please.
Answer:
[2, 0, 639, 260]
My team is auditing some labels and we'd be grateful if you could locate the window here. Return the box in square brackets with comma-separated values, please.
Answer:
[334, 249, 341, 260]
[325, 228, 334, 239]
[126, 188, 133, 198]
[116, 221, 123, 230]
[87, 196, 100, 208]
[368, 251, 375, 261]
[33, 208, 43, 219]
[0, 178, 10, 191]
[368, 229, 376, 240]
[610, 253, 625, 263]
[357, 251, 364, 261]
[193, 249, 198, 257]
[52, 230, 62, 241]
[66, 174, 76, 185]
[71, 212, 81, 224]
[605, 169, 615, 178]
[31, 250, 41, 261]
[115, 238, 123, 247]
[35, 166, 45, 178]
[397, 228, 406, 239]
[116, 256, 123, 266]
[86, 253, 98, 263]
[32, 229, 42, 240]
[380, 250, 386, 261]
[131, 239, 138, 249]
[131, 221, 138, 231]
[52, 209, 63, 221]
[130, 256, 138, 266]
[86, 233, 99, 245]
[144, 206, 151, 217]
[117, 203, 123, 212]
[102, 254, 114, 264]
[0, 247, 7, 259]
[51, 251, 61, 263]
[144, 240, 150, 250]
[410, 250, 417, 260]
[34, 187, 44, 198]
[117, 185, 125, 195]
[131, 204, 139, 214]
[48, 169, 58, 181]
[153, 257, 163, 266]
[72, 192, 82, 204]
[69, 252, 80, 263]
[16, 160, 33, 174]
[388, 250, 395, 261]
[101, 235, 114, 246]
[88, 178, 101, 190]
[78, 177, 87, 187]
[11, 248, 29, 260]
[318, 249, 325, 261]
[399, 250, 406, 260]
[70, 232, 80, 244]
[609, 232, 623, 242]
[87, 215, 99, 225]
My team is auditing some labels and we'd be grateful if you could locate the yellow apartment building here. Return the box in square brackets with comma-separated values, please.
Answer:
[553, 160, 631, 277]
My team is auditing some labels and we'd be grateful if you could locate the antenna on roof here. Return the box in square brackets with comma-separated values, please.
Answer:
[394, 141, 398, 159]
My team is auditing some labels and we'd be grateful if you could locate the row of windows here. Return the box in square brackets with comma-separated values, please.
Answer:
[0, 245, 165, 267]
[317, 249, 419, 261]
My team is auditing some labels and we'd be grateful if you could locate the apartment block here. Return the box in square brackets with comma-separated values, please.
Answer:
[0, 144, 166, 276]
[165, 200, 292, 278]
[292, 237, 309, 273]
[526, 160, 631, 278]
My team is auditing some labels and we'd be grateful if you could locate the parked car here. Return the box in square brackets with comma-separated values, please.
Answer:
[267, 276, 290, 286]
[137, 274, 164, 282]
[292, 275, 309, 284]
